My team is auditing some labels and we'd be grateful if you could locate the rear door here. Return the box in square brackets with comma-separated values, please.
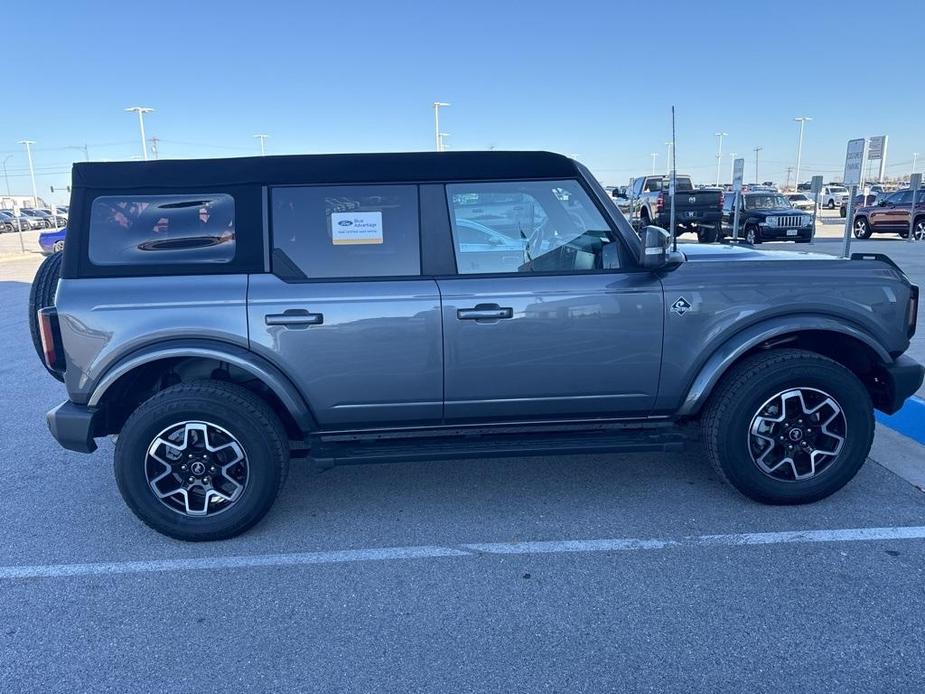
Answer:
[437, 179, 664, 421]
[248, 184, 443, 428]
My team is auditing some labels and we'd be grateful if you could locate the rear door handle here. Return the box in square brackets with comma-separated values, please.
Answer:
[457, 304, 513, 321]
[265, 310, 323, 327]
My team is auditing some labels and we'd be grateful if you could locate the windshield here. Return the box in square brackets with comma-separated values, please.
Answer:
[829, 186, 847, 193]
[746, 195, 792, 210]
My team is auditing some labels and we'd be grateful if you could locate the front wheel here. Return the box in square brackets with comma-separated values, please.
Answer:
[115, 381, 290, 541]
[914, 217, 925, 241]
[744, 225, 759, 245]
[854, 217, 872, 239]
[702, 349, 873, 505]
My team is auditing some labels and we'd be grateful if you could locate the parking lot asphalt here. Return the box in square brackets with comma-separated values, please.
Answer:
[2, 241, 925, 691]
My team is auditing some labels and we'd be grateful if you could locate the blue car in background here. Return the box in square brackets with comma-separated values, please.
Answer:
[39, 227, 67, 255]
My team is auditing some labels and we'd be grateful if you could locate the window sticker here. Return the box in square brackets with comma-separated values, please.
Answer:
[330, 211, 383, 245]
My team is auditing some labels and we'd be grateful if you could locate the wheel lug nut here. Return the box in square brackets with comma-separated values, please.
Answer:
[181, 464, 188, 471]
[188, 476, 194, 483]
[210, 466, 216, 473]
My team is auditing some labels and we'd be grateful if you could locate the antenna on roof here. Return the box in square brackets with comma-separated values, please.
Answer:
[670, 106, 678, 253]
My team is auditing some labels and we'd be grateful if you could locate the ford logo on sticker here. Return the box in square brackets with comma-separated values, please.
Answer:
[337, 220, 354, 226]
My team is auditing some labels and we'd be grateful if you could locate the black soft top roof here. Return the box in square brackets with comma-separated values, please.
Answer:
[72, 150, 578, 190]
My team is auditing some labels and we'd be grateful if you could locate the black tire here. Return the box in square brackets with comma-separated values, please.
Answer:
[826, 199, 835, 210]
[702, 349, 873, 505]
[28, 251, 64, 382]
[744, 225, 759, 245]
[697, 226, 718, 244]
[853, 216, 872, 239]
[115, 381, 290, 541]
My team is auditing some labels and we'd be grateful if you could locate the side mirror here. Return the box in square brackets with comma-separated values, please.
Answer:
[638, 225, 670, 270]
[878, 200, 887, 207]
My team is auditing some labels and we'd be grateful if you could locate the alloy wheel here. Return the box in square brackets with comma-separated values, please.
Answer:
[915, 220, 925, 241]
[145, 421, 249, 517]
[747, 388, 846, 481]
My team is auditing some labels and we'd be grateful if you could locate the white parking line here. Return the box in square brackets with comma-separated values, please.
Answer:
[2, 526, 924, 580]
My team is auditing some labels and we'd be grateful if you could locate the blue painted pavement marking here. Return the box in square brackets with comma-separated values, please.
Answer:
[876, 396, 925, 445]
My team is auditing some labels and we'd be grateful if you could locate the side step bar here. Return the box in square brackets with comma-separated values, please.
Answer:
[309, 425, 686, 467]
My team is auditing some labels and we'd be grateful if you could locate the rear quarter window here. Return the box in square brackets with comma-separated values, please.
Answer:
[88, 194, 235, 266]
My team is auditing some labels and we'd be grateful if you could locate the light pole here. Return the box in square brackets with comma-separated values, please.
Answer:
[125, 107, 154, 161]
[728, 152, 737, 184]
[793, 116, 811, 191]
[433, 102, 450, 151]
[753, 146, 763, 184]
[18, 140, 38, 207]
[664, 142, 673, 175]
[254, 134, 269, 156]
[714, 132, 728, 186]
[649, 152, 659, 175]
[914, 153, 920, 175]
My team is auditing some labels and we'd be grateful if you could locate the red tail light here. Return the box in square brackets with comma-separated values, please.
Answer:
[38, 307, 64, 373]
[656, 193, 664, 212]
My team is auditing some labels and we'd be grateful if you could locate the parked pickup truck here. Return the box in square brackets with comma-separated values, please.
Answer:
[31, 151, 924, 541]
[616, 175, 723, 243]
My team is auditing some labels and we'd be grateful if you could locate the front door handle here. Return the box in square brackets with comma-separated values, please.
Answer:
[457, 304, 513, 321]
[265, 309, 324, 327]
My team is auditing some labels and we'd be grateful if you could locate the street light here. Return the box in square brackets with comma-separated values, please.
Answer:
[1, 154, 12, 197]
[714, 132, 728, 186]
[753, 146, 763, 184]
[649, 152, 659, 175]
[254, 134, 269, 156]
[125, 107, 154, 161]
[18, 140, 38, 207]
[664, 142, 673, 175]
[433, 102, 450, 151]
[793, 116, 812, 191]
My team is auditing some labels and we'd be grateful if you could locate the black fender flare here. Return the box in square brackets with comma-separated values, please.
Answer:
[676, 315, 892, 416]
[85, 338, 318, 433]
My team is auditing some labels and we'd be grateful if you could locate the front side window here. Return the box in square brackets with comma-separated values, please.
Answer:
[447, 180, 614, 275]
[89, 194, 235, 266]
[271, 184, 420, 279]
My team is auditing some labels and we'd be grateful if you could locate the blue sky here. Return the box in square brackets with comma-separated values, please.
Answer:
[3, 0, 923, 204]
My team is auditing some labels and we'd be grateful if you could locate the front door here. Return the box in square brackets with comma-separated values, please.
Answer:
[438, 179, 663, 422]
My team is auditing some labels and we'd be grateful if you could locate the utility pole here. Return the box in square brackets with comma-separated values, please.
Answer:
[914, 153, 920, 176]
[438, 133, 450, 151]
[1, 154, 12, 197]
[728, 152, 737, 184]
[664, 142, 673, 175]
[125, 106, 154, 161]
[18, 140, 38, 207]
[253, 134, 269, 156]
[793, 116, 811, 191]
[785, 167, 793, 191]
[753, 146, 763, 184]
[649, 152, 659, 175]
[714, 132, 728, 186]
[149, 137, 160, 160]
[433, 102, 450, 151]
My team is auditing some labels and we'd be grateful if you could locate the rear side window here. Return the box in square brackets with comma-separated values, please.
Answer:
[89, 194, 235, 266]
[271, 185, 420, 279]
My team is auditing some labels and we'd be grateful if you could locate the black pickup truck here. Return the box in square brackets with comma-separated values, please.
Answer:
[614, 175, 724, 243]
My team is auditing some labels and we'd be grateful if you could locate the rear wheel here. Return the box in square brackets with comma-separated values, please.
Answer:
[697, 226, 718, 244]
[28, 251, 64, 381]
[702, 349, 873, 505]
[114, 381, 290, 541]
[853, 217, 872, 239]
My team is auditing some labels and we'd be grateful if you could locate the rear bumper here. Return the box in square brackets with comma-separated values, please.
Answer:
[878, 355, 925, 415]
[47, 400, 101, 453]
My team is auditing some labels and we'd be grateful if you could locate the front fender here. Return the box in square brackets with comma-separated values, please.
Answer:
[676, 315, 891, 416]
[85, 338, 318, 433]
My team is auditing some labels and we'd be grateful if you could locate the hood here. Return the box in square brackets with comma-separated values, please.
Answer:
[681, 243, 839, 263]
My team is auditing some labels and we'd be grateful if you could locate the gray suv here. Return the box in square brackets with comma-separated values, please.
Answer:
[33, 152, 923, 541]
